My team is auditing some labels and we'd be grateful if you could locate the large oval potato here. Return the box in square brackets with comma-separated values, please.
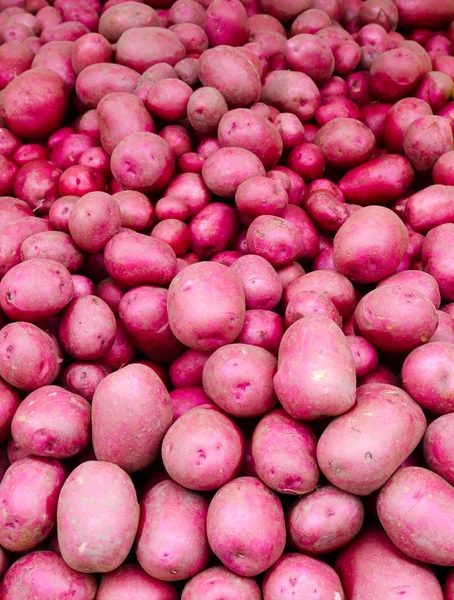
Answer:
[274, 316, 356, 420]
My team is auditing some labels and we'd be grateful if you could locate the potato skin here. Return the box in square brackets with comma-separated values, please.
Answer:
[405, 185, 454, 234]
[57, 460, 140, 573]
[0, 378, 20, 442]
[424, 414, 454, 485]
[116, 27, 186, 74]
[422, 223, 454, 301]
[315, 117, 375, 169]
[206, 476, 286, 577]
[377, 467, 454, 566]
[317, 383, 426, 496]
[0, 457, 66, 552]
[75, 63, 140, 108]
[97, 564, 178, 600]
[182, 565, 261, 600]
[335, 525, 444, 600]
[274, 316, 356, 420]
[260, 70, 321, 122]
[20, 231, 84, 273]
[93, 364, 173, 472]
[0, 551, 97, 600]
[167, 262, 246, 351]
[287, 485, 364, 555]
[99, 3, 159, 42]
[136, 480, 210, 581]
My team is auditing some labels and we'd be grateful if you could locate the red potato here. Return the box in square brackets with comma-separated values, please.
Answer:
[432, 55, 454, 78]
[336, 525, 444, 600]
[370, 48, 424, 102]
[96, 278, 124, 314]
[170, 349, 211, 388]
[162, 405, 243, 490]
[58, 165, 106, 198]
[110, 132, 175, 193]
[403, 115, 453, 172]
[260, 70, 321, 122]
[13, 143, 49, 165]
[136, 480, 210, 581]
[274, 316, 356, 420]
[0, 128, 21, 158]
[346, 335, 379, 377]
[235, 309, 284, 355]
[0, 41, 34, 90]
[314, 117, 375, 169]
[384, 97, 433, 154]
[145, 78, 192, 122]
[235, 176, 288, 218]
[359, 0, 398, 30]
[0, 551, 97, 600]
[416, 71, 452, 112]
[58, 295, 116, 361]
[205, 0, 247, 46]
[14, 161, 59, 214]
[189, 202, 237, 259]
[433, 151, 454, 185]
[73, 110, 100, 139]
[32, 40, 76, 90]
[304, 191, 349, 234]
[317, 383, 426, 495]
[247, 12, 286, 35]
[0, 156, 18, 196]
[377, 467, 454, 566]
[272, 112, 306, 150]
[424, 414, 454, 485]
[377, 270, 441, 308]
[71, 32, 113, 74]
[187, 87, 228, 134]
[252, 409, 318, 495]
[207, 476, 285, 576]
[263, 553, 346, 600]
[0, 322, 62, 391]
[169, 387, 213, 420]
[97, 92, 154, 155]
[112, 190, 153, 232]
[93, 364, 172, 472]
[98, 2, 158, 42]
[402, 342, 454, 414]
[430, 310, 454, 343]
[276, 262, 305, 290]
[422, 223, 454, 301]
[285, 290, 341, 329]
[152, 219, 191, 256]
[260, 0, 311, 21]
[97, 564, 177, 600]
[104, 230, 177, 287]
[159, 125, 192, 159]
[75, 63, 140, 108]
[60, 361, 110, 401]
[41, 21, 90, 43]
[338, 154, 414, 206]
[288, 485, 364, 555]
[0, 457, 65, 552]
[20, 231, 83, 273]
[290, 8, 331, 35]
[99, 319, 135, 370]
[354, 284, 439, 353]
[169, 0, 206, 27]
[182, 566, 260, 600]
[333, 206, 409, 283]
[57, 460, 140, 573]
[0, 378, 19, 442]
[284, 33, 335, 84]
[230, 255, 282, 310]
[11, 385, 90, 459]
[0, 198, 31, 228]
[406, 185, 454, 234]
[246, 215, 304, 267]
[69, 191, 121, 253]
[72, 275, 96, 300]
[116, 27, 185, 74]
[119, 286, 183, 363]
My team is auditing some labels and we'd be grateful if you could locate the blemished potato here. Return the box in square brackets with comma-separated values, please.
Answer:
[97, 564, 178, 600]
[0, 551, 97, 600]
[317, 383, 426, 495]
[182, 566, 261, 600]
[274, 316, 356, 420]
[57, 460, 140, 573]
[0, 456, 66, 552]
[92, 364, 173, 472]
[287, 485, 364, 555]
[136, 480, 210, 581]
[377, 467, 454, 566]
[252, 408, 319, 495]
[162, 405, 243, 490]
[11, 385, 91, 459]
[202, 343, 277, 417]
[336, 525, 444, 600]
[206, 476, 286, 576]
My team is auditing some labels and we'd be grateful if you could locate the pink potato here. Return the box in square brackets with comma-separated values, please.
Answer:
[0, 378, 20, 442]
[205, 0, 247, 46]
[235, 309, 284, 355]
[48, 196, 78, 232]
[377, 467, 454, 566]
[433, 151, 454, 185]
[401, 342, 454, 414]
[0, 457, 65, 552]
[230, 254, 282, 310]
[104, 230, 177, 287]
[182, 566, 260, 600]
[58, 460, 139, 573]
[284, 33, 335, 84]
[40, 21, 90, 43]
[416, 71, 453, 112]
[383, 97, 433, 154]
[202, 147, 265, 198]
[169, 387, 213, 420]
[0, 158, 18, 198]
[99, 2, 158, 42]
[235, 176, 288, 219]
[170, 24, 208, 54]
[285, 289, 341, 329]
[58, 295, 117, 360]
[317, 383, 426, 495]
[0, 41, 34, 90]
[0, 551, 97, 600]
[96, 278, 124, 314]
[71, 32, 113, 75]
[0, 258, 73, 323]
[377, 270, 441, 308]
[170, 349, 211, 388]
[290, 8, 331, 35]
[260, 70, 320, 122]
[370, 47, 425, 102]
[164, 173, 211, 218]
[1, 68, 68, 139]
[110, 132, 175, 193]
[68, 191, 121, 253]
[430, 310, 454, 343]
[0, 197, 32, 228]
[393, 0, 454, 30]
[202, 343, 277, 417]
[217, 109, 283, 169]
[162, 405, 243, 490]
[20, 231, 82, 273]
[112, 190, 153, 232]
[422, 223, 454, 301]
[75, 63, 140, 108]
[145, 78, 192, 122]
[274, 316, 356, 420]
[98, 319, 135, 370]
[333, 206, 408, 283]
[97, 564, 177, 600]
[72, 275, 96, 299]
[11, 385, 90, 459]
[405, 185, 454, 233]
[189, 202, 237, 259]
[346, 335, 379, 377]
[314, 117, 375, 169]
[263, 553, 345, 600]
[338, 154, 414, 206]
[60, 361, 110, 401]
[286, 270, 356, 319]
[252, 409, 318, 495]
[403, 115, 453, 172]
[97, 92, 154, 155]
[424, 414, 454, 485]
[354, 284, 439, 352]
[0, 322, 62, 391]
[198, 46, 261, 107]
[207, 476, 285, 576]
[92, 364, 173, 472]
[272, 112, 306, 150]
[152, 219, 190, 256]
[246, 215, 303, 267]
[136, 480, 210, 581]
[14, 159, 61, 214]
[287, 485, 364, 555]
[32, 40, 76, 90]
[187, 87, 228, 135]
[336, 525, 443, 600]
